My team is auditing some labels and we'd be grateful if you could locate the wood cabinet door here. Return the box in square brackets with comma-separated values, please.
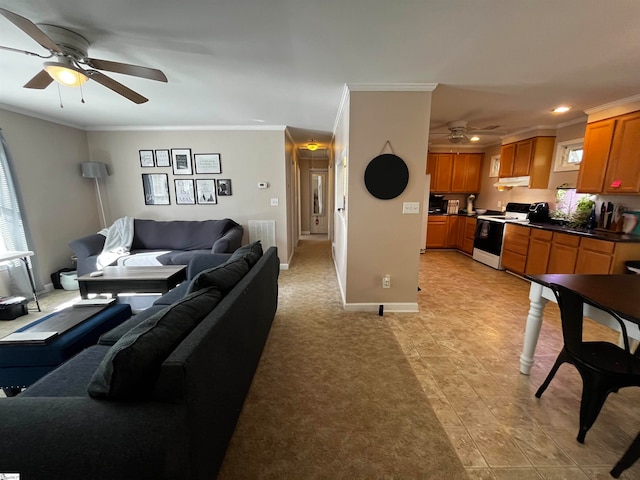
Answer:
[499, 143, 515, 177]
[433, 154, 454, 192]
[576, 119, 616, 193]
[604, 111, 640, 194]
[575, 249, 613, 274]
[446, 216, 459, 247]
[427, 153, 437, 176]
[525, 238, 552, 275]
[450, 154, 467, 192]
[426, 217, 448, 248]
[464, 153, 483, 192]
[513, 139, 533, 176]
[502, 250, 527, 275]
[547, 243, 578, 273]
[461, 217, 476, 254]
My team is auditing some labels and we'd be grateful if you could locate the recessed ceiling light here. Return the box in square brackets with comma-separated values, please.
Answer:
[552, 105, 571, 113]
[470, 136, 480, 142]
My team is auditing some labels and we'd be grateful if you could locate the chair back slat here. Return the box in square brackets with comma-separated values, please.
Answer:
[551, 284, 584, 355]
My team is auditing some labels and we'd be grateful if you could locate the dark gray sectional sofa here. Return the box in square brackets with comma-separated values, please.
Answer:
[0, 244, 279, 479]
[69, 218, 244, 276]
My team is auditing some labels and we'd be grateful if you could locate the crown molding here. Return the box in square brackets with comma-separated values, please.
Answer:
[346, 83, 438, 92]
[0, 103, 84, 130]
[584, 94, 640, 115]
[85, 124, 287, 132]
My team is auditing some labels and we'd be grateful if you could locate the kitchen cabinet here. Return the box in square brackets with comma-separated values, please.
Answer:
[426, 215, 448, 248]
[576, 118, 616, 193]
[575, 238, 614, 274]
[547, 232, 580, 274]
[501, 224, 530, 275]
[577, 110, 640, 194]
[604, 110, 640, 194]
[462, 217, 476, 254]
[447, 215, 460, 247]
[428, 152, 483, 193]
[498, 136, 555, 189]
[451, 153, 484, 193]
[524, 229, 553, 275]
[427, 153, 454, 193]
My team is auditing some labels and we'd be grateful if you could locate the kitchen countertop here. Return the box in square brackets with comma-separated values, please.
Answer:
[526, 221, 640, 243]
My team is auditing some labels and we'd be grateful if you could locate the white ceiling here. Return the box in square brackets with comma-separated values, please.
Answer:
[0, 1, 639, 149]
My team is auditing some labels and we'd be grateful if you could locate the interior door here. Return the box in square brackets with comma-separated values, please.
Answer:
[310, 170, 328, 234]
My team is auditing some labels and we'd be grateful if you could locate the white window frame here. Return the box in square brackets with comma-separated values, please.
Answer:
[553, 138, 584, 172]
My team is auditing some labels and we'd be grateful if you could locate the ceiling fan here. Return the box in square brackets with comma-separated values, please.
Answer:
[0, 7, 167, 104]
[431, 120, 507, 144]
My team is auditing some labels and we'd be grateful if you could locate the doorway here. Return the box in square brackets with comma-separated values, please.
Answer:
[309, 169, 328, 234]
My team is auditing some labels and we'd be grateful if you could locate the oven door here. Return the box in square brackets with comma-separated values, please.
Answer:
[473, 219, 504, 256]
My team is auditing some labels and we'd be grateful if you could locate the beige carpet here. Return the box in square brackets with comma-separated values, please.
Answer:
[218, 238, 468, 479]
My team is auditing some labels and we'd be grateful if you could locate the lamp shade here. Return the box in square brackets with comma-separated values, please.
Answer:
[81, 162, 110, 179]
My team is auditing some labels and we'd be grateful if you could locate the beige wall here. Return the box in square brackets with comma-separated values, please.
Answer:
[344, 90, 431, 311]
[0, 108, 96, 288]
[86, 128, 291, 266]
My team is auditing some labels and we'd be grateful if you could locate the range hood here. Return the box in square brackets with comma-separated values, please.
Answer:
[494, 176, 531, 188]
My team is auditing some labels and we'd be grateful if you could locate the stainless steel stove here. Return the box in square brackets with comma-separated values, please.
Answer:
[473, 202, 532, 269]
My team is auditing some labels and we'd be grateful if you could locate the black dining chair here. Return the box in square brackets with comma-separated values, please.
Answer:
[611, 431, 640, 478]
[535, 283, 640, 444]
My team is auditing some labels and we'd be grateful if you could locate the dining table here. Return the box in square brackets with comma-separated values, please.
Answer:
[520, 274, 640, 375]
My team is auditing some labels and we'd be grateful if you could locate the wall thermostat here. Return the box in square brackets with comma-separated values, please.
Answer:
[258, 182, 269, 189]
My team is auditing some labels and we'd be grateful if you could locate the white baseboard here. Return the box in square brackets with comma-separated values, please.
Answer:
[342, 302, 419, 313]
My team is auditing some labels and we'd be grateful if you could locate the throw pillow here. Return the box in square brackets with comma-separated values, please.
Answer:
[87, 286, 222, 401]
[187, 257, 250, 294]
[228, 240, 263, 267]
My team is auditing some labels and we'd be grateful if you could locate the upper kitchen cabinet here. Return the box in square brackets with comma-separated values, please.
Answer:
[577, 110, 640, 194]
[427, 152, 482, 193]
[427, 153, 454, 193]
[451, 153, 484, 193]
[498, 137, 555, 189]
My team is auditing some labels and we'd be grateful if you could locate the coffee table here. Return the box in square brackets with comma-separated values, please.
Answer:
[0, 303, 132, 396]
[77, 265, 187, 299]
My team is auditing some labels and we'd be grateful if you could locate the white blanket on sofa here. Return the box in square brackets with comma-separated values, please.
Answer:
[97, 216, 134, 269]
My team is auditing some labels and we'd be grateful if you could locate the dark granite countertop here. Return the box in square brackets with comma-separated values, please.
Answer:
[526, 222, 640, 243]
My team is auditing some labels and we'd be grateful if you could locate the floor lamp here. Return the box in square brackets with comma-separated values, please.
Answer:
[81, 161, 110, 228]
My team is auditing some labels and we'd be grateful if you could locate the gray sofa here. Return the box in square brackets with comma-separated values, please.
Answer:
[0, 244, 279, 479]
[69, 218, 243, 276]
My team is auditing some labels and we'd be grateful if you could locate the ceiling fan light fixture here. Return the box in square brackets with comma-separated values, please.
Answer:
[44, 60, 88, 87]
[469, 135, 480, 142]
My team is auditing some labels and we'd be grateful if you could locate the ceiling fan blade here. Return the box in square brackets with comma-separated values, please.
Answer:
[88, 71, 148, 104]
[0, 7, 62, 53]
[85, 58, 167, 82]
[24, 70, 53, 89]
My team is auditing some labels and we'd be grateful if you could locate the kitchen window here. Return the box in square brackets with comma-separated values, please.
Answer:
[553, 138, 584, 172]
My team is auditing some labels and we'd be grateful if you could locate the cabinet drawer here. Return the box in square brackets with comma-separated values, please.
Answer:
[506, 224, 531, 237]
[552, 232, 580, 247]
[531, 229, 553, 241]
[504, 233, 529, 255]
[502, 250, 527, 275]
[579, 237, 615, 254]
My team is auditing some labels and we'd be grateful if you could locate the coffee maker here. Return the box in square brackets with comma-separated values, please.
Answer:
[429, 194, 447, 214]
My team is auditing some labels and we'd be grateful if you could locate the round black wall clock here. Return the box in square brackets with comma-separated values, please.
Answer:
[364, 153, 409, 200]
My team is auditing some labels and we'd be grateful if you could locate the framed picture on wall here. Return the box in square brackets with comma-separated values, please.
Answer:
[216, 179, 232, 196]
[171, 148, 193, 175]
[194, 153, 221, 174]
[155, 149, 171, 167]
[174, 179, 195, 205]
[139, 150, 155, 168]
[196, 179, 217, 204]
[142, 174, 170, 205]
[489, 155, 500, 177]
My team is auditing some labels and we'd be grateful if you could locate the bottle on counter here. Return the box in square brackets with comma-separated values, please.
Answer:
[588, 205, 597, 230]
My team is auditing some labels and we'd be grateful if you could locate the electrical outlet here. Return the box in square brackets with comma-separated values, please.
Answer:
[382, 274, 391, 288]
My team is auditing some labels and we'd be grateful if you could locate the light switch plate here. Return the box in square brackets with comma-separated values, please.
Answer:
[270, 198, 279, 206]
[402, 202, 420, 214]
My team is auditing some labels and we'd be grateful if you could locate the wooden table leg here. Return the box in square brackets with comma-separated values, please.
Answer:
[520, 282, 548, 375]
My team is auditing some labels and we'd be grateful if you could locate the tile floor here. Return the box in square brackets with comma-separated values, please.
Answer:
[386, 249, 640, 479]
